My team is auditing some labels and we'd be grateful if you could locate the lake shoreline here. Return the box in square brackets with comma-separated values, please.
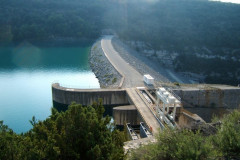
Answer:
[89, 39, 122, 88]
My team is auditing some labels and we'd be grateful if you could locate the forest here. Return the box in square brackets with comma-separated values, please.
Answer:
[1, 0, 240, 50]
[1, 0, 240, 84]
[0, 0, 105, 45]
[113, 0, 240, 51]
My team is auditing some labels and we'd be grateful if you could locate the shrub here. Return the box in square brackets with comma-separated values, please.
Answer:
[130, 129, 213, 160]
[213, 110, 240, 159]
[112, 77, 117, 84]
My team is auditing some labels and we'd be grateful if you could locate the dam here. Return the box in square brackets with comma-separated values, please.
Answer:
[52, 83, 240, 136]
[52, 83, 162, 135]
[52, 36, 240, 151]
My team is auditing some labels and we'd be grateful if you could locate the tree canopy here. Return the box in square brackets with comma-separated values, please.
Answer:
[1, 0, 240, 50]
[0, 101, 125, 160]
[129, 110, 240, 160]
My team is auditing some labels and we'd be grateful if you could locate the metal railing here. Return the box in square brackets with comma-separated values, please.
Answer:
[52, 82, 100, 89]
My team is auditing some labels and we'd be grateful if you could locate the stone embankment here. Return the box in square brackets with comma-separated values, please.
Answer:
[89, 36, 189, 88]
[89, 40, 122, 88]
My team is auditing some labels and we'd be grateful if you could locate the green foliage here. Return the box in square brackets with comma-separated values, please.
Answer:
[103, 0, 240, 51]
[211, 113, 221, 123]
[129, 143, 159, 160]
[112, 77, 117, 84]
[1, 0, 240, 50]
[0, 121, 25, 160]
[130, 110, 240, 160]
[213, 110, 240, 158]
[131, 129, 212, 160]
[158, 129, 212, 160]
[175, 54, 240, 85]
[0, 0, 105, 44]
[173, 82, 180, 86]
[0, 101, 125, 160]
[106, 78, 110, 83]
[1, 105, 240, 160]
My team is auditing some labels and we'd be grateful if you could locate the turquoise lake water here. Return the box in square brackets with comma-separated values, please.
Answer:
[0, 44, 100, 133]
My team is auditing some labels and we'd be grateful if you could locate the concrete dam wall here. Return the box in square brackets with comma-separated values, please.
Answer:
[173, 86, 240, 109]
[52, 83, 129, 106]
[52, 83, 140, 126]
[113, 105, 140, 126]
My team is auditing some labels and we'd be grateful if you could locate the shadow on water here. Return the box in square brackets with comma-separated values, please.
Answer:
[0, 46, 90, 70]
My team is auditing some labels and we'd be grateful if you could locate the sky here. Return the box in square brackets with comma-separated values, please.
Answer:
[211, 0, 240, 4]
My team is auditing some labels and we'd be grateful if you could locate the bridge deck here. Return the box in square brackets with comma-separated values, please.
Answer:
[126, 88, 160, 135]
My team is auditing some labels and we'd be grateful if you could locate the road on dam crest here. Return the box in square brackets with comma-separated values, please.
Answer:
[101, 36, 145, 88]
[101, 36, 161, 134]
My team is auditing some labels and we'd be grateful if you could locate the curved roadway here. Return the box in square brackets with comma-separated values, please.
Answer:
[101, 36, 144, 88]
[101, 36, 161, 134]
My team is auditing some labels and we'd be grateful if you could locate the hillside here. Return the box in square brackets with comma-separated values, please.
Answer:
[1, 0, 240, 85]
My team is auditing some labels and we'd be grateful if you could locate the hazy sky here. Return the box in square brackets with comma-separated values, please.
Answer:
[212, 0, 240, 4]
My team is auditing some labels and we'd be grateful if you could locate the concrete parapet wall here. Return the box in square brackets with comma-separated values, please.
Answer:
[52, 83, 129, 106]
[173, 87, 240, 109]
[113, 105, 140, 126]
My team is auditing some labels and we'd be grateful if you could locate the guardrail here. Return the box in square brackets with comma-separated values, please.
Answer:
[53, 82, 100, 89]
